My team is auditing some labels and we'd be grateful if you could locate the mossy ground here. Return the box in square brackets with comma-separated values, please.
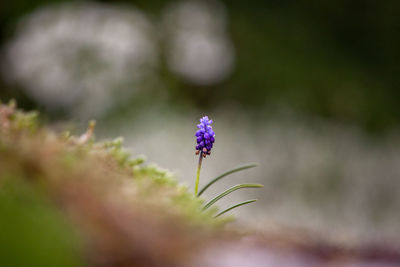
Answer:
[0, 101, 230, 267]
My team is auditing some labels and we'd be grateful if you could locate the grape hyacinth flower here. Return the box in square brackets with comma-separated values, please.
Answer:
[195, 116, 215, 156]
[194, 116, 215, 194]
[193, 116, 262, 217]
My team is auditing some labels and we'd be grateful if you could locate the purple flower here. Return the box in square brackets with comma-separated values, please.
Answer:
[195, 116, 215, 157]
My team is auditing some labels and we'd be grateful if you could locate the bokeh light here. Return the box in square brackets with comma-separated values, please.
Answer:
[4, 3, 157, 118]
[162, 0, 234, 85]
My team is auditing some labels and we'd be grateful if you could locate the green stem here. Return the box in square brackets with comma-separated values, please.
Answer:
[215, 199, 257, 217]
[197, 163, 257, 196]
[194, 152, 203, 195]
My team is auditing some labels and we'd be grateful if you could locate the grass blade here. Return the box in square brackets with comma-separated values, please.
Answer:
[215, 199, 257, 217]
[197, 163, 257, 197]
[202, 183, 263, 210]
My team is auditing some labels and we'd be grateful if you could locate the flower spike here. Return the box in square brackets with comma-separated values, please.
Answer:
[195, 116, 215, 157]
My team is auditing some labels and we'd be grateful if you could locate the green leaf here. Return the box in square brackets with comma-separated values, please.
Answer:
[197, 163, 257, 197]
[202, 183, 263, 210]
[215, 199, 257, 217]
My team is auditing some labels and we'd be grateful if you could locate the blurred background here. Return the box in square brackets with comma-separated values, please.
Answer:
[1, 0, 400, 244]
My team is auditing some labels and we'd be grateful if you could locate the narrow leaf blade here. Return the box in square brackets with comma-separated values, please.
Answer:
[215, 199, 257, 217]
[197, 163, 257, 197]
[202, 183, 263, 210]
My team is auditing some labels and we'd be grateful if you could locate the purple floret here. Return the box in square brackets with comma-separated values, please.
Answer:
[195, 116, 215, 156]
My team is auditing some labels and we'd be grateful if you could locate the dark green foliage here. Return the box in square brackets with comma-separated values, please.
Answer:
[0, 178, 84, 267]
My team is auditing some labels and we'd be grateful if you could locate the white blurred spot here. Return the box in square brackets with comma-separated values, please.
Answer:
[162, 0, 235, 85]
[4, 3, 157, 118]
